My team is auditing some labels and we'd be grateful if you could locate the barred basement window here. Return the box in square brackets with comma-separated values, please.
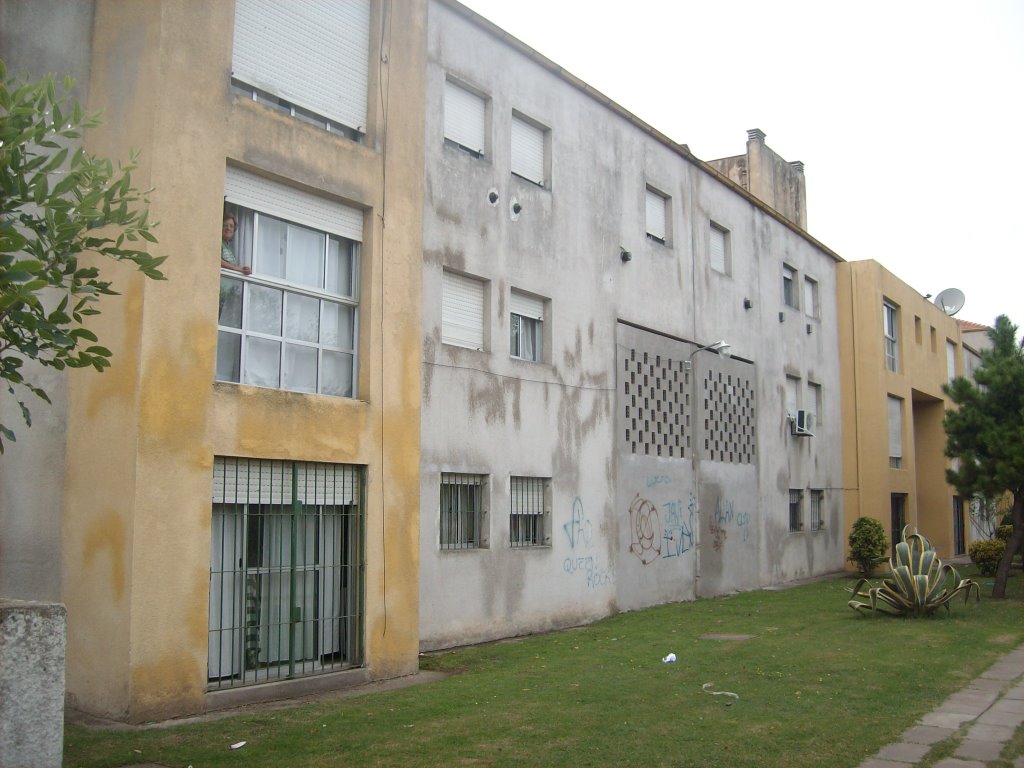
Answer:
[440, 473, 488, 550]
[789, 489, 804, 532]
[510, 476, 550, 547]
[208, 457, 364, 690]
[809, 489, 824, 531]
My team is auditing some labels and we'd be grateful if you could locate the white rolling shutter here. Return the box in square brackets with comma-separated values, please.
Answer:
[645, 188, 667, 241]
[887, 396, 903, 460]
[212, 457, 358, 505]
[710, 225, 726, 272]
[232, 0, 370, 132]
[444, 80, 486, 154]
[442, 271, 485, 349]
[510, 290, 544, 321]
[511, 114, 545, 185]
[224, 167, 363, 242]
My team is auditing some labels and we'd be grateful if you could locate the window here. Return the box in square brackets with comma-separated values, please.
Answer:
[953, 496, 966, 556]
[442, 271, 486, 350]
[789, 490, 803, 532]
[645, 187, 668, 244]
[891, 494, 907, 554]
[807, 382, 822, 427]
[231, 0, 369, 140]
[888, 395, 903, 469]
[510, 290, 544, 362]
[803, 277, 819, 318]
[440, 473, 487, 550]
[509, 476, 550, 547]
[809, 490, 824, 531]
[914, 316, 922, 344]
[947, 340, 958, 382]
[883, 300, 899, 371]
[709, 223, 729, 274]
[444, 78, 487, 157]
[785, 375, 800, 418]
[511, 112, 547, 186]
[208, 457, 364, 689]
[783, 265, 798, 308]
[218, 168, 361, 398]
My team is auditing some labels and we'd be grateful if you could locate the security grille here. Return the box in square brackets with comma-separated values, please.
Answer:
[809, 490, 824, 531]
[440, 473, 486, 549]
[510, 477, 549, 547]
[208, 457, 364, 689]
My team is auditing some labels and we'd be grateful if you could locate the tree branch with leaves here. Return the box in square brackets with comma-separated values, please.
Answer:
[944, 314, 1024, 598]
[0, 60, 166, 452]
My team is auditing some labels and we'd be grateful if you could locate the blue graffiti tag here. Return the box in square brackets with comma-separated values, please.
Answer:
[661, 499, 695, 558]
[563, 496, 593, 550]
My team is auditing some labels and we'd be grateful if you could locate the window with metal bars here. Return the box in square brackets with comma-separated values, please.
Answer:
[440, 473, 487, 550]
[208, 457, 364, 689]
[789, 489, 804, 532]
[509, 477, 550, 547]
[809, 489, 824, 531]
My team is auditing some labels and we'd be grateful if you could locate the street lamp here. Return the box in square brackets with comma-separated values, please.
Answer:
[685, 340, 731, 370]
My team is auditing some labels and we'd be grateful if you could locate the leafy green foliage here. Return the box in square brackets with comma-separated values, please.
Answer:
[847, 516, 889, 577]
[0, 59, 166, 452]
[849, 527, 980, 616]
[995, 524, 1012, 543]
[968, 539, 1006, 577]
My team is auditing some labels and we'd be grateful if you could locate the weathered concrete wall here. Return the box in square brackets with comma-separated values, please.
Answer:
[0, 600, 66, 768]
[419, 1, 843, 650]
[0, 0, 95, 602]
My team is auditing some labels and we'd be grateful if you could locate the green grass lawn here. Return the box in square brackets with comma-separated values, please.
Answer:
[64, 570, 1024, 768]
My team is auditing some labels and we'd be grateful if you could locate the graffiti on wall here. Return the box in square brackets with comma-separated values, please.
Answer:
[662, 494, 696, 559]
[627, 478, 696, 565]
[709, 496, 752, 551]
[563, 497, 614, 588]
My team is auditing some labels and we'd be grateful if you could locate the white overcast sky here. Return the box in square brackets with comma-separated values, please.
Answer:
[460, 0, 1024, 331]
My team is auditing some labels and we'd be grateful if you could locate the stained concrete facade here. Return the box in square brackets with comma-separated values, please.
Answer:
[1, 0, 426, 722]
[419, 2, 844, 651]
[837, 259, 974, 561]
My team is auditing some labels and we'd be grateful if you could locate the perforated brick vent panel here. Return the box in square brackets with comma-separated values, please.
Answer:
[702, 370, 756, 464]
[622, 349, 692, 458]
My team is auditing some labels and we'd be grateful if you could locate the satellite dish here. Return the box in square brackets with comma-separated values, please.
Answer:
[934, 288, 965, 316]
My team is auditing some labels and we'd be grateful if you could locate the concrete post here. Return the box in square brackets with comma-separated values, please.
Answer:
[0, 600, 67, 768]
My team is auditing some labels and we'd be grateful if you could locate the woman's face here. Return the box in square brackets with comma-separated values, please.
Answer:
[222, 217, 236, 241]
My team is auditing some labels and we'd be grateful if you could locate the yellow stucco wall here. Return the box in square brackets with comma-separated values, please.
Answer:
[837, 260, 966, 566]
[61, 0, 426, 721]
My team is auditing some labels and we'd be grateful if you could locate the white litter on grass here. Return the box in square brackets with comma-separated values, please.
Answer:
[662, 653, 677, 663]
[702, 682, 739, 699]
[229, 741, 247, 750]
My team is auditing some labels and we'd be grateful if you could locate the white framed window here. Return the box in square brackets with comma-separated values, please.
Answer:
[809, 489, 824, 531]
[511, 112, 547, 186]
[803, 277, 819, 318]
[888, 395, 903, 469]
[444, 78, 487, 157]
[789, 489, 803, 532]
[442, 270, 486, 351]
[710, 223, 729, 274]
[783, 264, 798, 309]
[946, 340, 958, 382]
[645, 186, 669, 244]
[807, 381, 822, 427]
[218, 169, 361, 398]
[231, 0, 370, 140]
[883, 300, 899, 372]
[509, 476, 550, 547]
[440, 473, 488, 550]
[510, 290, 545, 363]
[785, 375, 801, 418]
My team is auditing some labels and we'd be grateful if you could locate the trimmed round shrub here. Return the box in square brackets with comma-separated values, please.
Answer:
[848, 516, 889, 577]
[968, 538, 1006, 577]
[995, 524, 1012, 543]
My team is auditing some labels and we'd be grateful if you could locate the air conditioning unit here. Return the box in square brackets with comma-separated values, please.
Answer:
[790, 410, 815, 437]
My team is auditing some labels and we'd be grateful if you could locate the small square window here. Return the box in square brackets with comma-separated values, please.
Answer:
[511, 112, 548, 187]
[509, 476, 550, 547]
[803, 277, 819, 318]
[510, 290, 545, 363]
[444, 78, 487, 158]
[440, 473, 488, 550]
[710, 223, 730, 274]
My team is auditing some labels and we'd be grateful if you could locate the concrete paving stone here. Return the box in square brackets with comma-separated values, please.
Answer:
[978, 707, 1024, 727]
[966, 677, 1006, 693]
[931, 759, 984, 768]
[878, 742, 931, 762]
[921, 711, 976, 729]
[1005, 684, 1024, 700]
[993, 698, 1024, 714]
[982, 663, 1024, 681]
[965, 722, 1015, 742]
[941, 690, 1000, 713]
[858, 760, 914, 768]
[902, 724, 956, 745]
[1014, 755, 1024, 768]
[954, 739, 1005, 762]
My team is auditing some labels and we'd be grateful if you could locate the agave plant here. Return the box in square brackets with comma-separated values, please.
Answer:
[848, 526, 980, 617]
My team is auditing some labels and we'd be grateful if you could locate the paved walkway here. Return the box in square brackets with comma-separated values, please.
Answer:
[858, 644, 1024, 768]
